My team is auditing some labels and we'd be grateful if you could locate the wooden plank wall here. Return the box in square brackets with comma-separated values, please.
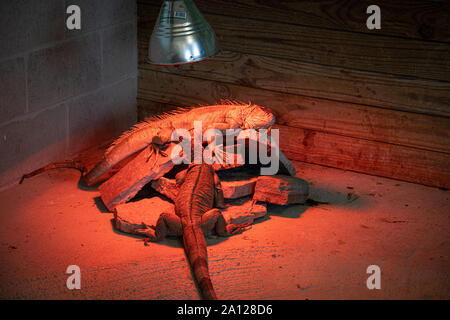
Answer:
[137, 0, 450, 189]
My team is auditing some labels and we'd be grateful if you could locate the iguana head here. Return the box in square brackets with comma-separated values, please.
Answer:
[241, 104, 275, 130]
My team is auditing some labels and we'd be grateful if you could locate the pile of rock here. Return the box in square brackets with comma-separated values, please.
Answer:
[95, 132, 309, 236]
[112, 153, 309, 236]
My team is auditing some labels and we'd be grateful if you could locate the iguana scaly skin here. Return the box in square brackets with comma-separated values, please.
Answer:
[84, 102, 275, 185]
[133, 163, 251, 300]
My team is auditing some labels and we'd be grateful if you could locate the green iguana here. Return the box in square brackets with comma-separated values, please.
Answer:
[133, 163, 251, 300]
[83, 102, 275, 185]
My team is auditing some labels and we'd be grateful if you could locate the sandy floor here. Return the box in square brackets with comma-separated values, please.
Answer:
[0, 161, 448, 299]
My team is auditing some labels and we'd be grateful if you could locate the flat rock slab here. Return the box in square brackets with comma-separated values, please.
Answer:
[258, 135, 296, 177]
[99, 143, 177, 211]
[114, 197, 176, 236]
[212, 143, 246, 171]
[221, 178, 258, 199]
[222, 197, 267, 225]
[277, 149, 296, 177]
[114, 195, 267, 237]
[151, 177, 179, 201]
[253, 175, 309, 205]
[151, 174, 258, 201]
[211, 134, 296, 177]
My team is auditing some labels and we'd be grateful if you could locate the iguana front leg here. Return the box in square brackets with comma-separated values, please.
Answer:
[145, 143, 169, 164]
[213, 171, 225, 209]
[134, 212, 183, 243]
[201, 208, 251, 236]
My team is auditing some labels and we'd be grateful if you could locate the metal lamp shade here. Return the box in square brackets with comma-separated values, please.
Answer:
[148, 0, 220, 65]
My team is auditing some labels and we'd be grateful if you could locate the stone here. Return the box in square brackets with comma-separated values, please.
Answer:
[99, 143, 177, 211]
[217, 165, 260, 198]
[212, 143, 246, 171]
[253, 175, 309, 205]
[113, 195, 266, 238]
[212, 133, 296, 176]
[257, 133, 296, 177]
[277, 149, 297, 177]
[151, 177, 179, 201]
[114, 197, 176, 236]
[221, 178, 257, 199]
[151, 173, 258, 201]
[221, 197, 267, 225]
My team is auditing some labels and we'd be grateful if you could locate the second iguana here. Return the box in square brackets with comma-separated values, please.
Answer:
[133, 163, 251, 300]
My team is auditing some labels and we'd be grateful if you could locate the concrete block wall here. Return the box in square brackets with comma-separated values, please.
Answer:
[0, 0, 138, 190]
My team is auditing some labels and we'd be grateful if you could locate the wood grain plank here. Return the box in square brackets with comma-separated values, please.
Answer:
[138, 69, 450, 154]
[138, 46, 450, 117]
[137, 98, 180, 120]
[136, 99, 450, 188]
[138, 0, 450, 42]
[276, 124, 450, 189]
[138, 3, 450, 82]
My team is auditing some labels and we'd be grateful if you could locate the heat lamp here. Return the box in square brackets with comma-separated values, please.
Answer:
[148, 0, 220, 65]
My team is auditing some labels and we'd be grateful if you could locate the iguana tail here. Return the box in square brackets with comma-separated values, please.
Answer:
[183, 224, 218, 300]
[19, 160, 86, 184]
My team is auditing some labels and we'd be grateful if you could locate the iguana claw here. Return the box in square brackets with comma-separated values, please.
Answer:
[145, 144, 169, 168]
[226, 222, 252, 235]
[134, 222, 157, 242]
[159, 150, 168, 157]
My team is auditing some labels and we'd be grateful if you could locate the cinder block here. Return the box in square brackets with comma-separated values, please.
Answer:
[102, 22, 137, 85]
[64, 0, 137, 37]
[67, 77, 137, 155]
[27, 34, 102, 112]
[0, 0, 65, 59]
[0, 105, 67, 189]
[0, 58, 26, 124]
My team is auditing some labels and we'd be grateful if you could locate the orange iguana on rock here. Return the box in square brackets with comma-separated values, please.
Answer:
[83, 102, 275, 185]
